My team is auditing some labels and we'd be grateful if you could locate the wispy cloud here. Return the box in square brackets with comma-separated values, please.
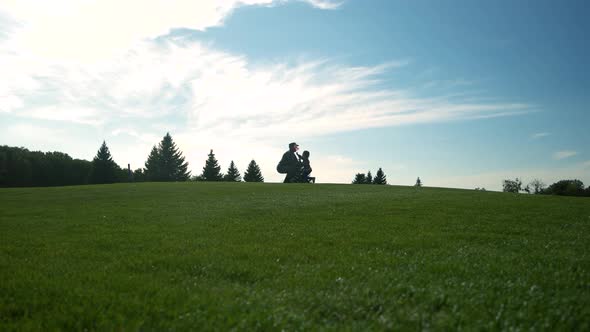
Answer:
[303, 0, 343, 9]
[1, 37, 529, 137]
[531, 132, 550, 139]
[553, 150, 578, 160]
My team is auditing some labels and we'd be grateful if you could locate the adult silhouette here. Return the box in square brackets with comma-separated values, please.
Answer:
[277, 142, 302, 183]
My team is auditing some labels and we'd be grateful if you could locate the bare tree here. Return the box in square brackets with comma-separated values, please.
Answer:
[528, 179, 546, 194]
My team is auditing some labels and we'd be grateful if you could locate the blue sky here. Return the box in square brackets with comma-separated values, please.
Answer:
[0, 0, 588, 189]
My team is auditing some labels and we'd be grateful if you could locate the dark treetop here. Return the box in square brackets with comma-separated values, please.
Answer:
[223, 160, 242, 182]
[201, 149, 223, 182]
[144, 133, 190, 181]
[244, 160, 264, 182]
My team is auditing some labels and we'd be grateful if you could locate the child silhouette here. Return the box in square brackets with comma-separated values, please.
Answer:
[301, 150, 315, 183]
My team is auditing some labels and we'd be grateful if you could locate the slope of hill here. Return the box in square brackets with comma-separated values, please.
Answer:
[1, 183, 589, 330]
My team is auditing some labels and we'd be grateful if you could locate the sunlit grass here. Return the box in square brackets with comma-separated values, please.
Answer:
[1, 183, 589, 330]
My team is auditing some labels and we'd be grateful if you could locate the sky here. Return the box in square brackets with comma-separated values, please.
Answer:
[1, 0, 589, 190]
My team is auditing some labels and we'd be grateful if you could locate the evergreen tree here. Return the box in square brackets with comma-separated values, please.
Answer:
[144, 145, 162, 181]
[160, 133, 190, 181]
[89, 141, 119, 184]
[144, 133, 190, 181]
[366, 171, 373, 184]
[352, 173, 366, 184]
[415, 177, 422, 187]
[223, 160, 241, 182]
[372, 168, 387, 185]
[201, 149, 223, 181]
[243, 160, 264, 182]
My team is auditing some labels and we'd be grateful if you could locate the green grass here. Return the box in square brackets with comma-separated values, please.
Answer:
[1, 183, 589, 330]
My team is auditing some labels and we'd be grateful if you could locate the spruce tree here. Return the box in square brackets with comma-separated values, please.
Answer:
[352, 173, 366, 184]
[366, 171, 373, 184]
[144, 133, 190, 181]
[201, 149, 223, 181]
[144, 145, 162, 181]
[243, 160, 264, 182]
[89, 141, 119, 184]
[372, 168, 387, 185]
[160, 133, 190, 181]
[223, 160, 241, 182]
[415, 177, 422, 187]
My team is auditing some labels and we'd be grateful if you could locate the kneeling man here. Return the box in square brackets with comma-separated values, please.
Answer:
[277, 142, 302, 183]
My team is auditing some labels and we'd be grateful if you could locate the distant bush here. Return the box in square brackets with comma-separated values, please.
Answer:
[542, 179, 588, 197]
[133, 168, 147, 182]
[0, 145, 92, 187]
[527, 179, 546, 194]
[502, 178, 523, 193]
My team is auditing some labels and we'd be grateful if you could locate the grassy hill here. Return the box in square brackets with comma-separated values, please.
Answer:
[1, 183, 589, 330]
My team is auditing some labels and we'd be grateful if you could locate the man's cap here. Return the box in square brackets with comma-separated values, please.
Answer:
[289, 142, 299, 148]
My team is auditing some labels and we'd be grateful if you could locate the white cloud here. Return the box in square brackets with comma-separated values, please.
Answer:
[26, 106, 103, 126]
[303, 0, 343, 9]
[0, 0, 340, 62]
[0, 95, 22, 113]
[582, 160, 590, 168]
[531, 132, 550, 139]
[553, 150, 578, 160]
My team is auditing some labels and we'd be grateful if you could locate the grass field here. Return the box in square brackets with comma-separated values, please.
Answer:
[1, 183, 589, 330]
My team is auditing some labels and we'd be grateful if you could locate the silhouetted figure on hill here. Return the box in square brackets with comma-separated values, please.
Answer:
[277, 142, 302, 183]
[301, 150, 315, 183]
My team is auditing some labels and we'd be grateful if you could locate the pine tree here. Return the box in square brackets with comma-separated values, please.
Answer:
[201, 149, 223, 181]
[366, 171, 373, 184]
[352, 173, 366, 184]
[89, 141, 119, 184]
[223, 160, 241, 182]
[372, 168, 387, 185]
[243, 160, 264, 182]
[415, 177, 422, 187]
[144, 133, 190, 181]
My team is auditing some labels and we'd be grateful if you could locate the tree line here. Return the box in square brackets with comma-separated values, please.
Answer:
[352, 168, 387, 185]
[502, 178, 590, 197]
[0, 133, 264, 187]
